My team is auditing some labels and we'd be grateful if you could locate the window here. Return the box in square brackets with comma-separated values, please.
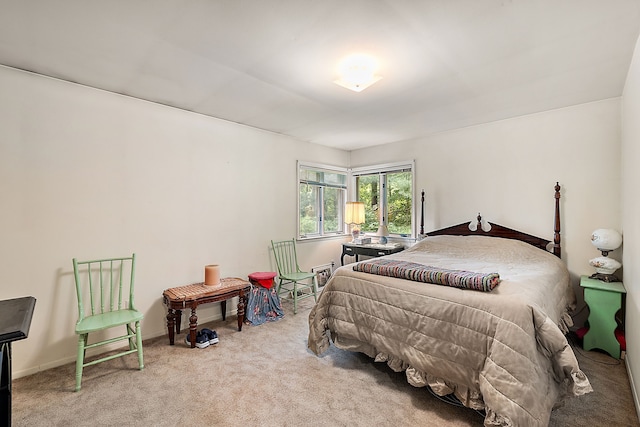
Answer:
[298, 162, 347, 239]
[351, 161, 414, 237]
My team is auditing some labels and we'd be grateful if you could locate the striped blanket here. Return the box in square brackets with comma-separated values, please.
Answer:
[353, 259, 500, 292]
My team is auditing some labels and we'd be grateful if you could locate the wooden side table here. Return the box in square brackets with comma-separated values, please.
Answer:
[163, 278, 250, 348]
[580, 275, 626, 358]
[341, 242, 404, 265]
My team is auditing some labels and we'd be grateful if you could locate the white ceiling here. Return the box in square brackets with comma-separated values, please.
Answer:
[1, 1, 639, 150]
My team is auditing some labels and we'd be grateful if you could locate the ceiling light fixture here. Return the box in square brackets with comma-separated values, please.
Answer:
[334, 53, 382, 92]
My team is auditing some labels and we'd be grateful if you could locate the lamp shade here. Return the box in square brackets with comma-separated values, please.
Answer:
[345, 201, 365, 225]
[591, 229, 623, 251]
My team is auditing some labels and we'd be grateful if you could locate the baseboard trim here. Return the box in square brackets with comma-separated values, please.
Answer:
[625, 351, 640, 423]
[12, 311, 231, 379]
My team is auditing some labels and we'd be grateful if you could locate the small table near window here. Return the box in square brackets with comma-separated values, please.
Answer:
[341, 242, 404, 265]
[163, 278, 250, 348]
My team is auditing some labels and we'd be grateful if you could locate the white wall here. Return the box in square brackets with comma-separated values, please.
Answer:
[353, 98, 622, 328]
[0, 66, 349, 377]
[622, 33, 640, 414]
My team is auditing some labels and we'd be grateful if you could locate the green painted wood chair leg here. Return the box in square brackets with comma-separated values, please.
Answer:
[76, 334, 87, 392]
[293, 283, 298, 314]
[135, 322, 144, 369]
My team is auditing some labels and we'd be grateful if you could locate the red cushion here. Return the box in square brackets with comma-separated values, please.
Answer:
[248, 272, 277, 289]
[249, 272, 277, 280]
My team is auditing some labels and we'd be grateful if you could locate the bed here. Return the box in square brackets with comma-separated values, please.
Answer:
[308, 183, 592, 427]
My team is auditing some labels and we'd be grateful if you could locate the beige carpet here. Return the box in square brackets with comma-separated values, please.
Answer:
[12, 296, 639, 426]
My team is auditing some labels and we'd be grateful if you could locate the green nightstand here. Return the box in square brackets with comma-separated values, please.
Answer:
[580, 275, 626, 359]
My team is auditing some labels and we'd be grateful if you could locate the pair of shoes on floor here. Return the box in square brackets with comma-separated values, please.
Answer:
[201, 328, 219, 345]
[184, 330, 209, 348]
[184, 330, 211, 348]
[184, 328, 219, 348]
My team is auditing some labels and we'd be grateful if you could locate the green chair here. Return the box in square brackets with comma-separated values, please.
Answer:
[271, 239, 318, 314]
[72, 254, 144, 391]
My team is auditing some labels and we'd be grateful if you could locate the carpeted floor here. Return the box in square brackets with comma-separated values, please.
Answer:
[11, 296, 639, 426]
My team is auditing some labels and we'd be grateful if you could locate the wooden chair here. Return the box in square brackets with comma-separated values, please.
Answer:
[72, 254, 144, 391]
[271, 239, 318, 314]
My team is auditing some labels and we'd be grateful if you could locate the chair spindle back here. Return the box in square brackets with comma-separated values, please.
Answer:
[72, 254, 136, 319]
[271, 239, 301, 276]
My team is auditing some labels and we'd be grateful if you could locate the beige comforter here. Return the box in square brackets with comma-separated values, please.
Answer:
[308, 235, 592, 426]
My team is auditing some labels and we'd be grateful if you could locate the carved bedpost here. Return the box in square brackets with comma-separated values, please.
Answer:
[554, 182, 561, 258]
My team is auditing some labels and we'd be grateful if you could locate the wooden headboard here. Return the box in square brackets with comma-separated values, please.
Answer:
[425, 183, 562, 258]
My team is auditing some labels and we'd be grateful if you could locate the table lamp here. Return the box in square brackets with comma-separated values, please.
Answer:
[589, 228, 623, 282]
[345, 201, 365, 242]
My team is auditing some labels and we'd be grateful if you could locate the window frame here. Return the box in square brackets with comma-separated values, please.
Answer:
[350, 160, 416, 239]
[297, 161, 348, 241]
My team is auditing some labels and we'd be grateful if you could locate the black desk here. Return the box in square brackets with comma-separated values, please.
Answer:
[1, 296, 36, 427]
[341, 242, 404, 265]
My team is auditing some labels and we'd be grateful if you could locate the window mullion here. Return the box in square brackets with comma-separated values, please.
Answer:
[319, 187, 324, 234]
[380, 174, 387, 228]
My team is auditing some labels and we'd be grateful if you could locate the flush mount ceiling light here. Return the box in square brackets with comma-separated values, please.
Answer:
[334, 53, 382, 92]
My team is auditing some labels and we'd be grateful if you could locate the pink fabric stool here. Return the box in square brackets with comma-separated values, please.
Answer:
[248, 272, 277, 289]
